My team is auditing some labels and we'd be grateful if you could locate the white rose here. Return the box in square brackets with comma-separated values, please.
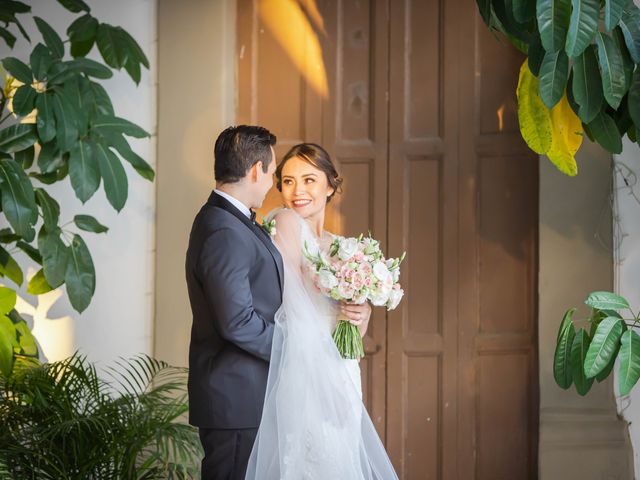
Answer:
[318, 270, 338, 289]
[338, 237, 359, 261]
[372, 261, 390, 281]
[370, 288, 389, 306]
[305, 240, 320, 257]
[386, 288, 404, 310]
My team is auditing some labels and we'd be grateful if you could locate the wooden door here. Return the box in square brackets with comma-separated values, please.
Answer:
[237, 1, 538, 478]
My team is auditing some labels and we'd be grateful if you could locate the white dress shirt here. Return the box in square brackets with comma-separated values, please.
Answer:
[214, 189, 252, 219]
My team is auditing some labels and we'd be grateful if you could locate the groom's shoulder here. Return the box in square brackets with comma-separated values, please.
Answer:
[190, 203, 248, 241]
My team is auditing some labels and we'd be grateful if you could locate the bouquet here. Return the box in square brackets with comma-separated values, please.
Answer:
[303, 234, 405, 359]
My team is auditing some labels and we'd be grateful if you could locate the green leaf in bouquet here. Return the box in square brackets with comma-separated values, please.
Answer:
[554, 307, 576, 389]
[571, 328, 594, 395]
[619, 329, 640, 395]
[584, 316, 624, 378]
[64, 234, 95, 313]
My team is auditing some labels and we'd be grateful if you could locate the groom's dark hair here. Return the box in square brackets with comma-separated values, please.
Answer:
[214, 125, 277, 184]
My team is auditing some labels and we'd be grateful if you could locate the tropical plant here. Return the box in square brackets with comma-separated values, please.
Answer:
[0, 0, 153, 374]
[0, 353, 201, 479]
[477, 0, 640, 176]
[553, 291, 640, 396]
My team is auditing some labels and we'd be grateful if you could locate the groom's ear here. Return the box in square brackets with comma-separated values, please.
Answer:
[249, 161, 262, 182]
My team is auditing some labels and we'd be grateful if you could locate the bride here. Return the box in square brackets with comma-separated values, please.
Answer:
[245, 144, 398, 479]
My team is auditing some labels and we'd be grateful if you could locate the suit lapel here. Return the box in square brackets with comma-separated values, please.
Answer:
[208, 191, 284, 293]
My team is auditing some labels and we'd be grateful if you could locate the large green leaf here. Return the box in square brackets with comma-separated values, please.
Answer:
[12, 314, 37, 357]
[527, 36, 545, 76]
[74, 214, 108, 234]
[69, 140, 100, 203]
[57, 0, 90, 13]
[572, 45, 604, 123]
[35, 92, 56, 143]
[513, 0, 535, 22]
[554, 307, 576, 389]
[585, 291, 631, 311]
[89, 82, 114, 116]
[27, 268, 53, 295]
[52, 90, 79, 152]
[0, 158, 37, 241]
[69, 58, 112, 79]
[106, 132, 155, 181]
[629, 68, 640, 132]
[0, 315, 15, 377]
[1, 57, 31, 83]
[38, 227, 67, 288]
[596, 32, 627, 109]
[64, 234, 95, 313]
[619, 4, 640, 63]
[95, 143, 128, 212]
[613, 27, 634, 93]
[37, 141, 63, 174]
[0, 245, 23, 286]
[585, 316, 624, 378]
[14, 145, 34, 169]
[588, 111, 623, 153]
[33, 16, 64, 59]
[67, 13, 98, 58]
[93, 114, 150, 138]
[0, 286, 16, 315]
[539, 49, 569, 108]
[571, 329, 594, 395]
[35, 188, 60, 231]
[12, 85, 36, 116]
[0, 27, 17, 49]
[537, 0, 571, 52]
[96, 24, 129, 69]
[619, 329, 640, 395]
[16, 240, 42, 264]
[605, 0, 630, 31]
[119, 28, 149, 69]
[565, 0, 600, 58]
[0, 124, 37, 153]
[30, 43, 53, 80]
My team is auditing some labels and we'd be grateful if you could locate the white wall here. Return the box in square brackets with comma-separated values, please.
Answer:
[0, 0, 157, 365]
[614, 136, 640, 476]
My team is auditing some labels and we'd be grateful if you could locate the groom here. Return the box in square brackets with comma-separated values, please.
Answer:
[185, 125, 283, 479]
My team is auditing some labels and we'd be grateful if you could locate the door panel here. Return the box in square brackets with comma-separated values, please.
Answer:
[237, 1, 538, 477]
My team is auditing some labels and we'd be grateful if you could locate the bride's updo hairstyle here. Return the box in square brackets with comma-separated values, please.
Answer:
[276, 143, 343, 203]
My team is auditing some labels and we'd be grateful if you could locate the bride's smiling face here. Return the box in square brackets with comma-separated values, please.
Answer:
[280, 156, 334, 220]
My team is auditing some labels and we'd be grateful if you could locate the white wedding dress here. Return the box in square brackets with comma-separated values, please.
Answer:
[245, 209, 398, 480]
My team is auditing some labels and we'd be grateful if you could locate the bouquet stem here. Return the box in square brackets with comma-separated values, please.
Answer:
[332, 320, 364, 359]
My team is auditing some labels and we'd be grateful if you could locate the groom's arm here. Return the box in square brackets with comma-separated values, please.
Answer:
[198, 228, 274, 361]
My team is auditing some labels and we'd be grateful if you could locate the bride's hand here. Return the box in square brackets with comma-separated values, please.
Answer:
[340, 301, 371, 337]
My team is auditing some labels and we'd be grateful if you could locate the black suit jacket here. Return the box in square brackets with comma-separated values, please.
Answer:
[186, 191, 283, 428]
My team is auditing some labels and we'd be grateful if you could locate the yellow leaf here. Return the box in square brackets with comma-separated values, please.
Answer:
[546, 93, 583, 177]
[517, 59, 553, 154]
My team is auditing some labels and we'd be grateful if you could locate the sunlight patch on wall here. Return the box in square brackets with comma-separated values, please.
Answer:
[259, 0, 329, 98]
